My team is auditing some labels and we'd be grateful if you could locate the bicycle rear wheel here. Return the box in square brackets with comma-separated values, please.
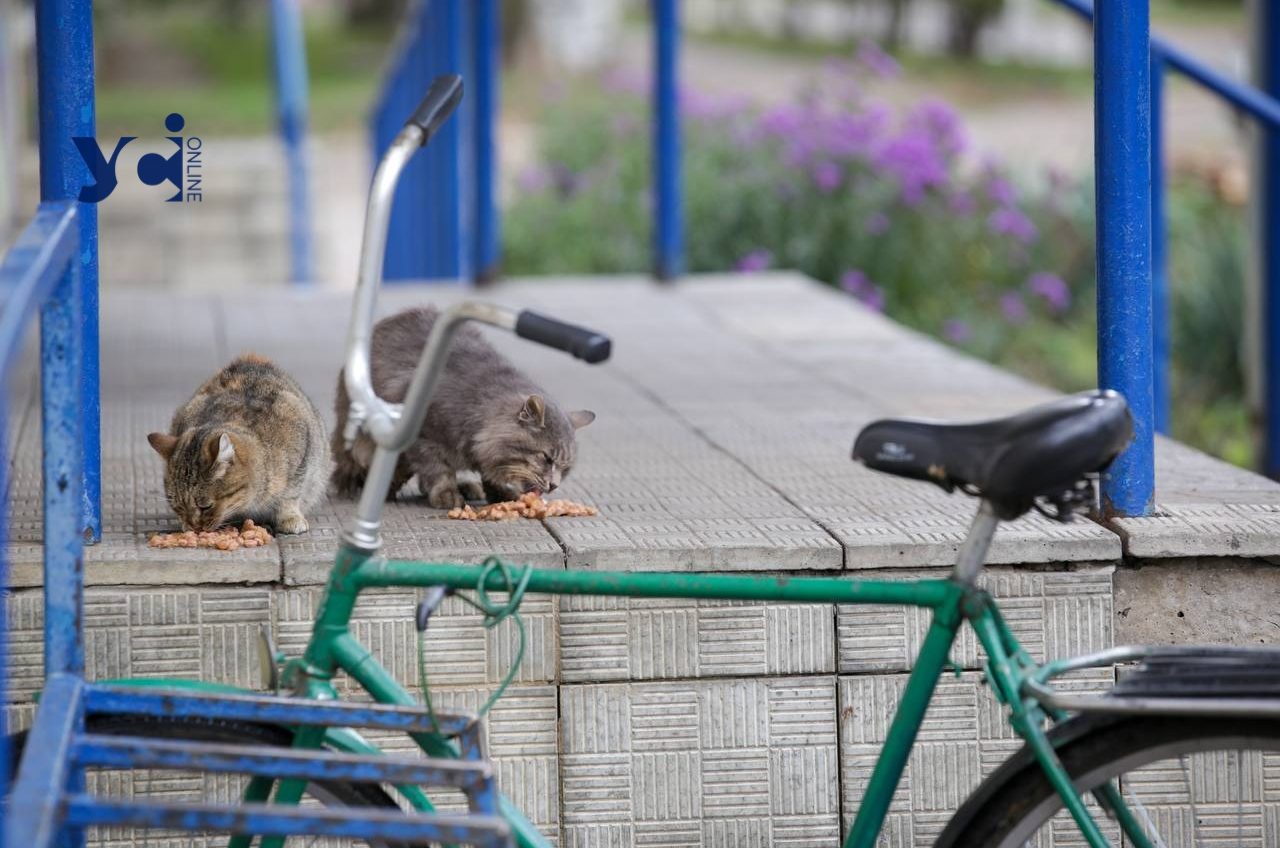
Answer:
[939, 714, 1280, 847]
[7, 714, 425, 848]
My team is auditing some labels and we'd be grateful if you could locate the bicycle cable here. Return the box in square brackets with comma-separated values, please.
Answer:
[417, 556, 534, 734]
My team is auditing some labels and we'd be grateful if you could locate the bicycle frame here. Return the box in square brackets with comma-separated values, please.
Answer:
[245, 502, 1140, 848]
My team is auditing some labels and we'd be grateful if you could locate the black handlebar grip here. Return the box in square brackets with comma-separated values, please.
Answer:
[407, 75, 464, 145]
[514, 311, 612, 364]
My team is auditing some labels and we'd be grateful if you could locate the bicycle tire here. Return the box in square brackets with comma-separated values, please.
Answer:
[6, 713, 427, 848]
[937, 713, 1280, 847]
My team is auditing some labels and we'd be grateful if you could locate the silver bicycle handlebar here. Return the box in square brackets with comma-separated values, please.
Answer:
[339, 75, 611, 551]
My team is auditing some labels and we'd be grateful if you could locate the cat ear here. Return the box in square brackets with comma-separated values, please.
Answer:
[568, 410, 596, 430]
[204, 432, 236, 473]
[518, 395, 547, 428]
[147, 432, 178, 459]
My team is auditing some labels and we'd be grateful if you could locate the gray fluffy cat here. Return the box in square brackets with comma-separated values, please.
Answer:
[332, 306, 595, 508]
[147, 354, 329, 533]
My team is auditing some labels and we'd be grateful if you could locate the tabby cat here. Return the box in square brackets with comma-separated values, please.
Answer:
[332, 306, 595, 508]
[147, 354, 328, 534]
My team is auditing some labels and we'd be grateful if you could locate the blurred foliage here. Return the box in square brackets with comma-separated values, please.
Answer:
[504, 59, 1253, 466]
[91, 5, 392, 135]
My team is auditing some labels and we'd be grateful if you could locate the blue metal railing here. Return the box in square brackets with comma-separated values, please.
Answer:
[268, 0, 314, 285]
[1049, 0, 1280, 506]
[0, 200, 86, 838]
[34, 0, 100, 541]
[372, 0, 684, 284]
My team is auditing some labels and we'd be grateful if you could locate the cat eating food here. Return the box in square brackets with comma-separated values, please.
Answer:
[332, 305, 595, 509]
[147, 354, 329, 534]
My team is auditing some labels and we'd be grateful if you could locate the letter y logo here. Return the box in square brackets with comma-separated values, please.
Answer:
[72, 136, 136, 203]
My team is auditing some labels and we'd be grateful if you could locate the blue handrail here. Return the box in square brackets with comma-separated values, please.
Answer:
[372, 0, 685, 283]
[0, 199, 86, 835]
[268, 0, 315, 285]
[1048, 0, 1280, 483]
[34, 0, 100, 541]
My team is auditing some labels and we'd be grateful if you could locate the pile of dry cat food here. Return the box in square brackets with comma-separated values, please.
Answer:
[447, 492, 598, 521]
[148, 519, 274, 551]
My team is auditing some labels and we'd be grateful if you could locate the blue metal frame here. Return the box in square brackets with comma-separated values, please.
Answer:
[268, 0, 315, 285]
[654, 0, 684, 280]
[1150, 56, 1169, 436]
[34, 0, 100, 542]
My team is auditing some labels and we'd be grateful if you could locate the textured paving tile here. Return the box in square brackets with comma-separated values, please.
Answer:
[560, 595, 835, 682]
[837, 566, 1113, 673]
[560, 677, 841, 847]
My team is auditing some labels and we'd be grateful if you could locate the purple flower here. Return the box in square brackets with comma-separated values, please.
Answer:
[737, 249, 774, 272]
[840, 269, 869, 295]
[865, 212, 890, 235]
[859, 285, 886, 312]
[1000, 292, 1030, 324]
[906, 99, 968, 157]
[875, 131, 950, 204]
[949, 191, 977, 216]
[1028, 272, 1071, 313]
[840, 269, 885, 312]
[985, 175, 1017, 207]
[812, 161, 842, 193]
[988, 208, 1038, 244]
[857, 40, 901, 79]
[943, 319, 972, 344]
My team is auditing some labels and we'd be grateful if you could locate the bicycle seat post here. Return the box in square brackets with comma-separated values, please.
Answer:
[952, 500, 999, 585]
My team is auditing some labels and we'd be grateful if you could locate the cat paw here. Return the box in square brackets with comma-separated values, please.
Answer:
[458, 478, 486, 502]
[427, 482, 465, 510]
[275, 510, 309, 535]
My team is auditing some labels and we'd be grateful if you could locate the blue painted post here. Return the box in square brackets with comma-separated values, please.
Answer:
[41, 236, 87, 848]
[474, 0, 501, 282]
[653, 0, 684, 280]
[380, 0, 471, 282]
[1094, 0, 1155, 516]
[1151, 55, 1171, 435]
[35, 0, 100, 542]
[269, 0, 314, 285]
[1263, 1, 1280, 477]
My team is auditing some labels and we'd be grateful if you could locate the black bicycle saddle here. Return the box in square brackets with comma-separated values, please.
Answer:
[852, 390, 1133, 519]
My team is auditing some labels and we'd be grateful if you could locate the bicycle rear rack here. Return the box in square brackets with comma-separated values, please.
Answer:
[1025, 644, 1280, 719]
[7, 676, 513, 848]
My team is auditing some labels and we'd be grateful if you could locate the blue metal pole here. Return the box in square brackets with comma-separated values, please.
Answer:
[474, 0, 500, 283]
[1263, 1, 1280, 477]
[269, 0, 314, 285]
[41, 229, 87, 848]
[1151, 55, 1171, 435]
[653, 0, 684, 280]
[380, 0, 470, 282]
[35, 0, 100, 542]
[1095, 0, 1155, 516]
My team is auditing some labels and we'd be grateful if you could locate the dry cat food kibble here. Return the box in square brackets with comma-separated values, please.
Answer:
[447, 492, 598, 521]
[148, 519, 274, 551]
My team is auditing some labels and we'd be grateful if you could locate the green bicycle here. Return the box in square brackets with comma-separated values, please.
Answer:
[15, 75, 1280, 848]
